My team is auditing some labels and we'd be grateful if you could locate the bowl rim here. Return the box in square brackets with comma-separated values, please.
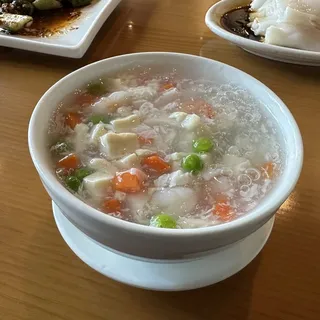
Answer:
[28, 51, 304, 238]
[205, 0, 320, 59]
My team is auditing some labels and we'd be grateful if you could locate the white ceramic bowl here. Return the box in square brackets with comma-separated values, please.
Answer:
[28, 52, 303, 261]
[205, 0, 320, 66]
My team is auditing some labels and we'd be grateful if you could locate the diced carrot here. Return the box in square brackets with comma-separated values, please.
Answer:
[212, 196, 235, 222]
[213, 202, 234, 222]
[57, 153, 79, 170]
[141, 155, 171, 174]
[103, 199, 121, 213]
[138, 135, 153, 145]
[74, 93, 97, 106]
[160, 82, 175, 92]
[181, 98, 215, 119]
[113, 171, 143, 193]
[65, 112, 82, 129]
[261, 162, 275, 179]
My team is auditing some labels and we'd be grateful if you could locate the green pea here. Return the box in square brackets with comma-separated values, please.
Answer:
[192, 137, 214, 153]
[74, 167, 93, 181]
[65, 176, 81, 192]
[150, 214, 177, 229]
[86, 80, 107, 96]
[181, 154, 203, 173]
[88, 115, 110, 124]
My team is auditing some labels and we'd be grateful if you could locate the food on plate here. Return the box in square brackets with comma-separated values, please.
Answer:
[221, 0, 320, 52]
[48, 68, 283, 229]
[249, 0, 320, 51]
[0, 0, 91, 34]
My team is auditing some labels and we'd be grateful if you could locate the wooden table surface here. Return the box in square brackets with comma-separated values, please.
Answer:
[1, 0, 320, 319]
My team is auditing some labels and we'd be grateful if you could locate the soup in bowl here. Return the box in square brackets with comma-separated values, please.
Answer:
[28, 52, 303, 260]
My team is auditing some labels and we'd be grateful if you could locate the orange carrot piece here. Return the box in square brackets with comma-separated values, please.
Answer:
[138, 135, 153, 145]
[181, 99, 215, 119]
[113, 172, 143, 193]
[57, 153, 79, 170]
[214, 203, 234, 222]
[160, 82, 175, 92]
[212, 195, 235, 222]
[213, 202, 234, 222]
[261, 162, 275, 179]
[141, 155, 171, 174]
[74, 93, 97, 106]
[65, 112, 82, 129]
[103, 199, 121, 213]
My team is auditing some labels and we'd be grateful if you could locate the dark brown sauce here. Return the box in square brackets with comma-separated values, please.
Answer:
[220, 6, 262, 42]
[17, 7, 81, 37]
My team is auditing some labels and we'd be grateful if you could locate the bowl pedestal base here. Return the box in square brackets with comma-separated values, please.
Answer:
[53, 201, 274, 291]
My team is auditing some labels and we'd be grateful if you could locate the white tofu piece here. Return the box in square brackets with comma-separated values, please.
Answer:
[88, 158, 118, 175]
[89, 123, 108, 145]
[169, 111, 188, 122]
[181, 114, 201, 131]
[111, 114, 141, 133]
[114, 153, 140, 169]
[135, 149, 154, 157]
[154, 170, 194, 188]
[100, 132, 139, 160]
[73, 123, 89, 153]
[83, 172, 114, 198]
[92, 91, 131, 114]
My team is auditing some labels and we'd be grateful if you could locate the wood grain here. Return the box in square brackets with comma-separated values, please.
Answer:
[1, 0, 320, 319]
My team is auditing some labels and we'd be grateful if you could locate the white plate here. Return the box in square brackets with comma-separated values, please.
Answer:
[205, 0, 320, 66]
[53, 201, 274, 291]
[0, 0, 121, 58]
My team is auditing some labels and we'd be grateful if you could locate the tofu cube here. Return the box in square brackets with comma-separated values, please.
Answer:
[88, 158, 118, 175]
[111, 114, 141, 133]
[135, 149, 154, 157]
[89, 123, 108, 145]
[83, 172, 114, 198]
[115, 153, 140, 169]
[100, 132, 139, 160]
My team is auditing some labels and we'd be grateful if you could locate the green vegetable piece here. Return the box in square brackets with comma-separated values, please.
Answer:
[181, 154, 203, 173]
[150, 214, 177, 229]
[33, 0, 62, 10]
[65, 176, 81, 192]
[86, 80, 107, 96]
[0, 13, 33, 33]
[193, 137, 214, 153]
[88, 115, 110, 124]
[74, 167, 93, 181]
[68, 0, 91, 7]
[51, 141, 71, 155]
